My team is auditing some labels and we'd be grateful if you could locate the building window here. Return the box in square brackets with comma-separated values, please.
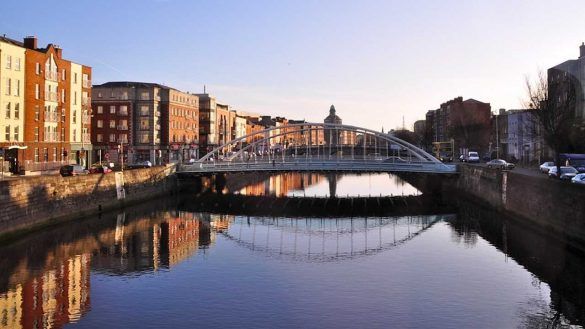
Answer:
[14, 126, 19, 141]
[14, 103, 19, 119]
[97, 92, 102, 98]
[140, 105, 149, 116]
[97, 106, 103, 114]
[73, 129, 77, 142]
[109, 134, 116, 142]
[5, 102, 10, 119]
[35, 84, 40, 99]
[74, 91, 78, 105]
[74, 73, 78, 84]
[62, 69, 66, 80]
[34, 148, 39, 163]
[73, 110, 77, 124]
[5, 78, 11, 95]
[34, 127, 39, 142]
[119, 119, 128, 130]
[43, 148, 48, 162]
[14, 58, 20, 71]
[5, 55, 11, 69]
[119, 105, 128, 115]
[140, 92, 149, 100]
[138, 132, 150, 143]
[110, 106, 116, 114]
[140, 118, 149, 130]
[109, 120, 116, 128]
[35, 106, 40, 120]
[53, 148, 57, 161]
[15, 80, 20, 96]
[97, 119, 103, 128]
[61, 90, 66, 103]
[35, 63, 40, 75]
[97, 134, 103, 142]
[119, 134, 128, 143]
[5, 125, 10, 141]
[61, 128, 65, 142]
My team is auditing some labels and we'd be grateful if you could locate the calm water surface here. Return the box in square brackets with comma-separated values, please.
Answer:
[0, 174, 583, 328]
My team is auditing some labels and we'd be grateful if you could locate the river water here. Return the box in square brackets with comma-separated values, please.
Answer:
[0, 173, 583, 328]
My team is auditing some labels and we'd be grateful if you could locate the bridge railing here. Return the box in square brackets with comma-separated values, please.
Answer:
[178, 157, 457, 174]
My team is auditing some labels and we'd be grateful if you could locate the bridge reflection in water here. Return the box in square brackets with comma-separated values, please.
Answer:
[220, 215, 450, 263]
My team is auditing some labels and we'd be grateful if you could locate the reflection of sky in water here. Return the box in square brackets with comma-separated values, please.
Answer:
[288, 173, 420, 197]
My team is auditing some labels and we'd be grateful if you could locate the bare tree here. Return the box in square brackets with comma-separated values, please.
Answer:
[525, 70, 577, 177]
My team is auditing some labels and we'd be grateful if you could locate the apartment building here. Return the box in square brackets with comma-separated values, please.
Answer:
[0, 35, 92, 174]
[0, 36, 25, 173]
[196, 93, 218, 155]
[425, 96, 492, 155]
[92, 82, 199, 164]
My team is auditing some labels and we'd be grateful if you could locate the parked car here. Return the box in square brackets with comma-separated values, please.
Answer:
[548, 166, 579, 180]
[439, 152, 453, 162]
[572, 173, 585, 185]
[487, 159, 515, 170]
[60, 165, 88, 177]
[461, 151, 480, 163]
[539, 162, 555, 173]
[89, 164, 113, 174]
[126, 161, 153, 169]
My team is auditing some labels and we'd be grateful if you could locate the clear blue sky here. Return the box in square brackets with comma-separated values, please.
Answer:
[2, 0, 585, 130]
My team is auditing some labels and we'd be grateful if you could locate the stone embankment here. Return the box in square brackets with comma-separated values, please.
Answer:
[0, 165, 177, 238]
[454, 165, 585, 247]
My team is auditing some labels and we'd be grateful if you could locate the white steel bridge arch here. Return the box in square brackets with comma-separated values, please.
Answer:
[180, 123, 457, 174]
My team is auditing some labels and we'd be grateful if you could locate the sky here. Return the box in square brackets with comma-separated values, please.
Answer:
[2, 0, 585, 131]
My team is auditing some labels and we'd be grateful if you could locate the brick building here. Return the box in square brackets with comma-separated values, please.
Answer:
[426, 96, 492, 156]
[0, 35, 92, 175]
[92, 82, 199, 164]
[196, 93, 218, 155]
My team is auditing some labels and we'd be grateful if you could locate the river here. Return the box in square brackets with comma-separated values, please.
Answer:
[0, 173, 583, 328]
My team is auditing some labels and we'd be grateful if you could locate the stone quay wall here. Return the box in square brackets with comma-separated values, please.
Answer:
[453, 165, 585, 247]
[0, 165, 177, 237]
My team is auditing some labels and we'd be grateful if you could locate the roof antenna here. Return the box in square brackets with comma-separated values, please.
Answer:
[203, 85, 206, 94]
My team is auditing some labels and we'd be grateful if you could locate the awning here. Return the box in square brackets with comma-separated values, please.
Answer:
[8, 145, 28, 150]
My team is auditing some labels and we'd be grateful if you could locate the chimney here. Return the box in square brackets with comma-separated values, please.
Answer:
[580, 42, 585, 58]
[55, 46, 62, 58]
[23, 36, 37, 49]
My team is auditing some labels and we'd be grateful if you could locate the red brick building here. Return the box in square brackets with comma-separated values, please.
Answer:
[0, 35, 92, 174]
[426, 96, 492, 155]
[92, 82, 199, 164]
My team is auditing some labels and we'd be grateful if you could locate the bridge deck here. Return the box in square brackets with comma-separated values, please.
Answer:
[178, 159, 458, 175]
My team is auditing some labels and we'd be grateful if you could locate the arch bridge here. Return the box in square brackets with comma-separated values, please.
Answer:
[178, 123, 457, 175]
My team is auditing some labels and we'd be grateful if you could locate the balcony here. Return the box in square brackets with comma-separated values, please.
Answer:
[44, 112, 59, 122]
[117, 125, 128, 131]
[82, 79, 91, 88]
[45, 92, 58, 102]
[82, 96, 90, 106]
[45, 70, 58, 82]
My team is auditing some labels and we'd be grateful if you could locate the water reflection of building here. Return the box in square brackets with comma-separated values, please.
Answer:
[0, 210, 223, 329]
[0, 254, 91, 329]
[238, 173, 324, 197]
[94, 212, 209, 273]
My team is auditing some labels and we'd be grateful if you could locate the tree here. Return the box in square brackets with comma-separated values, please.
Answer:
[524, 70, 577, 177]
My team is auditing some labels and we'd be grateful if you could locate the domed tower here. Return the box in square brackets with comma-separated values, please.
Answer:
[324, 105, 342, 145]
